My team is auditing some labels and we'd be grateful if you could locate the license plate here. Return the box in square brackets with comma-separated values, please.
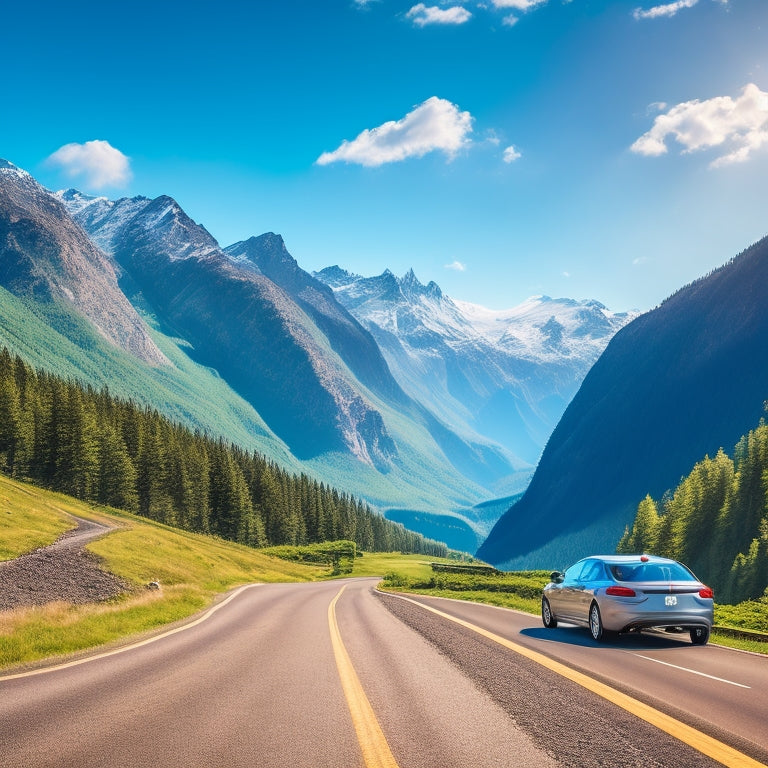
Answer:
[665, 595, 677, 606]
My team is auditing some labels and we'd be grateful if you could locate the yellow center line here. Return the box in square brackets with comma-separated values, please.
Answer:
[389, 592, 766, 768]
[328, 585, 400, 768]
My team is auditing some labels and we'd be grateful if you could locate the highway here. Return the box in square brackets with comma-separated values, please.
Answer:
[1, 578, 766, 768]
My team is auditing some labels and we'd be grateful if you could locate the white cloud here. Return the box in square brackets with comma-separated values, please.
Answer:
[503, 145, 522, 163]
[445, 260, 467, 271]
[633, 0, 697, 20]
[647, 101, 668, 114]
[406, 4, 472, 26]
[501, 14, 520, 26]
[46, 140, 132, 189]
[631, 83, 768, 167]
[317, 97, 474, 167]
[491, 0, 547, 9]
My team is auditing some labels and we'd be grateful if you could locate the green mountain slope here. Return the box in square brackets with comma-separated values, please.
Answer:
[0, 287, 296, 467]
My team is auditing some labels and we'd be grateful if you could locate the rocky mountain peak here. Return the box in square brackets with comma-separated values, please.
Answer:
[226, 232, 295, 275]
[0, 161, 167, 366]
[479, 233, 768, 567]
[313, 265, 358, 287]
[0, 159, 32, 180]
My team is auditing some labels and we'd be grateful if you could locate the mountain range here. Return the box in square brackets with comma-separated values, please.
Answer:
[314, 266, 634, 466]
[478, 236, 768, 569]
[0, 159, 633, 552]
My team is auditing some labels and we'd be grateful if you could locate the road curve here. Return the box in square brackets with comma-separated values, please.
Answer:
[0, 578, 765, 768]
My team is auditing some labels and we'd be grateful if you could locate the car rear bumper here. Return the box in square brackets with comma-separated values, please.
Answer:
[600, 602, 714, 633]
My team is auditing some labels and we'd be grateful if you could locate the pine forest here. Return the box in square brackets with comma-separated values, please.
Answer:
[618, 417, 768, 604]
[0, 348, 448, 558]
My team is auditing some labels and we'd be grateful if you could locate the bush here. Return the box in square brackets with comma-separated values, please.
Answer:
[382, 571, 411, 588]
[262, 540, 357, 574]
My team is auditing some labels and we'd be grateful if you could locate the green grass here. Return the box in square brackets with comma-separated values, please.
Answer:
[0, 475, 316, 671]
[350, 552, 455, 579]
[0, 476, 76, 559]
[4, 471, 765, 669]
[378, 569, 548, 615]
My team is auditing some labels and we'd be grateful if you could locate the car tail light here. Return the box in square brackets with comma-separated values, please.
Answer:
[699, 587, 714, 599]
[606, 586, 636, 597]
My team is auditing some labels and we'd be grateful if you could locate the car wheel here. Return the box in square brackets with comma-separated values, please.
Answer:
[690, 626, 710, 645]
[542, 597, 557, 628]
[589, 602, 606, 642]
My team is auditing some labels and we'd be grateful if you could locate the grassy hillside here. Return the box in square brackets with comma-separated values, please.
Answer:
[0, 475, 316, 670]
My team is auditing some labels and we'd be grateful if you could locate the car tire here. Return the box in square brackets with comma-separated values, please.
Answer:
[542, 597, 557, 628]
[589, 602, 607, 642]
[690, 626, 710, 645]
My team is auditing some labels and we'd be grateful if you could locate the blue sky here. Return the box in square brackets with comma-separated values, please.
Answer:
[3, 0, 767, 311]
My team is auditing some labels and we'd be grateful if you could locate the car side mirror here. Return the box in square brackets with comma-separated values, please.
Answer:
[550, 571, 564, 584]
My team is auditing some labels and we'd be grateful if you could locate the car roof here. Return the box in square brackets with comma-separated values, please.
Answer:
[582, 554, 678, 565]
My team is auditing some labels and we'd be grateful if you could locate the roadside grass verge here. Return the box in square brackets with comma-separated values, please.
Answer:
[0, 477, 315, 671]
[378, 570, 548, 615]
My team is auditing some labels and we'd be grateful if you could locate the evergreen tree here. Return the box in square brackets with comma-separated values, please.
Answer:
[617, 494, 660, 553]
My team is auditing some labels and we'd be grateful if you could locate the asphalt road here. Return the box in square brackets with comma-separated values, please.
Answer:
[1, 578, 766, 768]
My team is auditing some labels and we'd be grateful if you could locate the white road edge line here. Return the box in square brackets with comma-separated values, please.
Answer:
[0, 583, 262, 682]
[633, 654, 751, 689]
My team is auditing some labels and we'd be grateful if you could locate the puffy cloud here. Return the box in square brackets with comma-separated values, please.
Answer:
[317, 97, 474, 167]
[406, 4, 472, 25]
[46, 140, 132, 189]
[503, 145, 522, 163]
[445, 260, 467, 271]
[631, 83, 768, 167]
[633, 0, 697, 20]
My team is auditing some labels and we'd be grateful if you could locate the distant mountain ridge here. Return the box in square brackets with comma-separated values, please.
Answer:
[314, 265, 636, 465]
[478, 236, 768, 568]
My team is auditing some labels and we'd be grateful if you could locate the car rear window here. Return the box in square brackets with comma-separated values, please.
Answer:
[608, 562, 696, 582]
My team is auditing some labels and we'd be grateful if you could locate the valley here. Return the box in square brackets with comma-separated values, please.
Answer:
[0, 159, 632, 553]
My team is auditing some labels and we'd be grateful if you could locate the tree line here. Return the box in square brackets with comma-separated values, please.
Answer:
[0, 348, 448, 557]
[618, 418, 768, 604]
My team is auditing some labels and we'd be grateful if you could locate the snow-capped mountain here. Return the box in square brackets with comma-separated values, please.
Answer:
[315, 266, 637, 464]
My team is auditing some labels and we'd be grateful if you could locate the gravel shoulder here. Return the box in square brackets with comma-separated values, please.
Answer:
[0, 516, 130, 612]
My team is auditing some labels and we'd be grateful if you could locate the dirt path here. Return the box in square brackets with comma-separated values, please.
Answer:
[0, 516, 130, 612]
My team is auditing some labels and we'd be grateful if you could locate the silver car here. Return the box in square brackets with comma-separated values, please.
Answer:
[541, 554, 714, 645]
